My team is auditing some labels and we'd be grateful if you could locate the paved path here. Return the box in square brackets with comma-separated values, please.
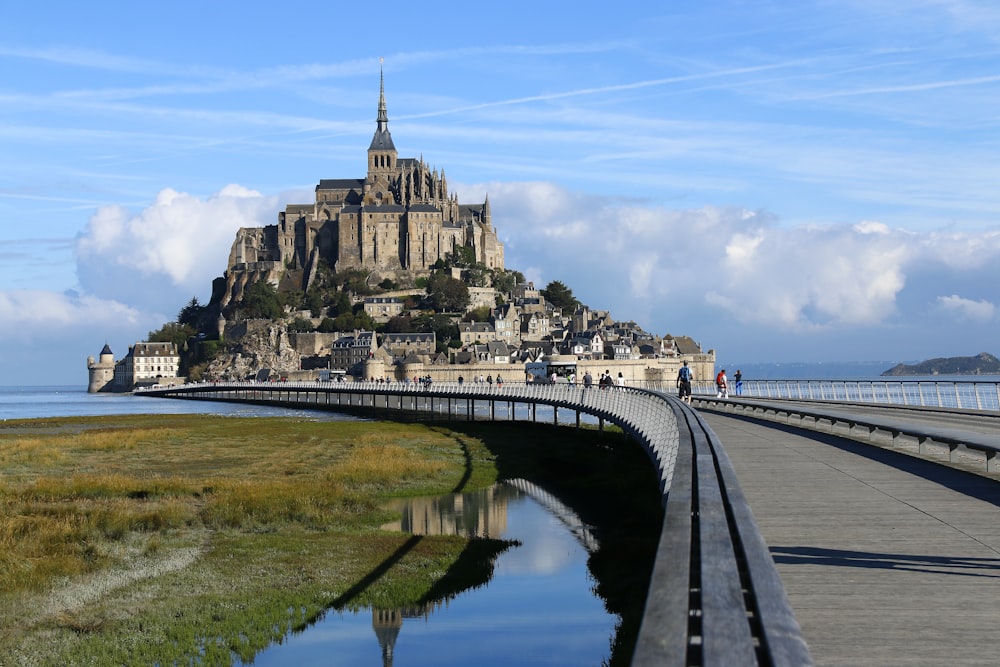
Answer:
[702, 411, 1000, 667]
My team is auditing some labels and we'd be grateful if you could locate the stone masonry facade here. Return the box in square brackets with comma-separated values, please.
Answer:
[223, 67, 504, 307]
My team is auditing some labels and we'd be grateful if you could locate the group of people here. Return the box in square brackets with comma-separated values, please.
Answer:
[456, 374, 503, 386]
[676, 363, 743, 404]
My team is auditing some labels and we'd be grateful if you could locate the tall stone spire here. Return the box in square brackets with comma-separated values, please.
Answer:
[376, 58, 389, 130]
[367, 57, 397, 187]
[368, 58, 396, 155]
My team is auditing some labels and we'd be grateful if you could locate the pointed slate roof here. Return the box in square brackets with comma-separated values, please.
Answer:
[368, 63, 396, 152]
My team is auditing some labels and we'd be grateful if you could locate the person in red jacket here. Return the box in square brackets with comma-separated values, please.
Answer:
[716, 369, 728, 398]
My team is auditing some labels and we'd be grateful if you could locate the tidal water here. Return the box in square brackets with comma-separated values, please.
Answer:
[246, 483, 616, 666]
[0, 385, 360, 421]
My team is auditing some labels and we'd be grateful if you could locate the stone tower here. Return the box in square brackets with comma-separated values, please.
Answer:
[366, 61, 398, 203]
[87, 344, 116, 393]
[221, 64, 505, 309]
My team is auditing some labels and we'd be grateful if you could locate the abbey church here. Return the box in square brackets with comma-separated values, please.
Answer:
[223, 69, 504, 306]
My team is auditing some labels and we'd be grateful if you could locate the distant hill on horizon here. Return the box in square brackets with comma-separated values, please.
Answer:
[881, 352, 1000, 377]
[722, 360, 904, 380]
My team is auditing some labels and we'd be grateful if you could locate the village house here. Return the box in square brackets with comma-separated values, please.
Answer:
[565, 330, 604, 358]
[363, 296, 405, 322]
[492, 303, 520, 345]
[112, 341, 181, 391]
[381, 332, 436, 362]
[521, 312, 551, 341]
[459, 322, 495, 346]
[330, 331, 377, 371]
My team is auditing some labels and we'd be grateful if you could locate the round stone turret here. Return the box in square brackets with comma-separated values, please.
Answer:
[87, 344, 116, 393]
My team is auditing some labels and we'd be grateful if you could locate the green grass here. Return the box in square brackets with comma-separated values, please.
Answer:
[0, 414, 661, 665]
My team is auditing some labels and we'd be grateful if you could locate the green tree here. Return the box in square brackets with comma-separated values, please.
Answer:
[384, 315, 416, 333]
[317, 317, 339, 333]
[412, 313, 458, 353]
[328, 291, 353, 318]
[335, 269, 374, 296]
[288, 317, 314, 333]
[147, 322, 195, 348]
[303, 288, 325, 318]
[448, 245, 476, 267]
[240, 279, 283, 320]
[464, 262, 489, 288]
[541, 280, 580, 312]
[177, 297, 204, 328]
[462, 306, 492, 322]
[426, 272, 469, 312]
[492, 269, 524, 296]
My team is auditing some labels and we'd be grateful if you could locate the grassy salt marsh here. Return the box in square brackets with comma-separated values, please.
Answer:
[0, 414, 662, 665]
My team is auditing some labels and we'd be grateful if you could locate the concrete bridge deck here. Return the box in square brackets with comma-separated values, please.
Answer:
[702, 410, 1000, 667]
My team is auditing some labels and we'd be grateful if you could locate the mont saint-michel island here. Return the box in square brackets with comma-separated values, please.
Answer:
[88, 72, 714, 393]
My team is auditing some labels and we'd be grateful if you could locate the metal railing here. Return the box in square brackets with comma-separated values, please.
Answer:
[730, 379, 1000, 411]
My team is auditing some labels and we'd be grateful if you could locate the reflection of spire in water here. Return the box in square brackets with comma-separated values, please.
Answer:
[372, 603, 440, 666]
[505, 478, 600, 553]
[372, 608, 401, 667]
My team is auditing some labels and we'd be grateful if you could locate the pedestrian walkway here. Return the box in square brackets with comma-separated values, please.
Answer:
[702, 412, 1000, 666]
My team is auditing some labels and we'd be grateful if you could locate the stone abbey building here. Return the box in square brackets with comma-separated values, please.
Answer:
[223, 69, 504, 307]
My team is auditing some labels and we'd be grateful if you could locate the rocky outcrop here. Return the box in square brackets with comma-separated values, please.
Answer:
[207, 321, 302, 381]
[881, 352, 1000, 376]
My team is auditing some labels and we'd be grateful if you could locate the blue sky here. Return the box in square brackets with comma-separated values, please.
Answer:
[3, 1, 1000, 384]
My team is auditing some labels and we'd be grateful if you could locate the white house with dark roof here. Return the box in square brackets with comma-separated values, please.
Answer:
[113, 341, 180, 390]
[565, 330, 605, 359]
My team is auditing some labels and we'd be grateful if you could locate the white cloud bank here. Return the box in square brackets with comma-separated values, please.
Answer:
[0, 185, 285, 383]
[0, 290, 144, 340]
[936, 294, 996, 321]
[466, 180, 1000, 360]
[75, 184, 283, 314]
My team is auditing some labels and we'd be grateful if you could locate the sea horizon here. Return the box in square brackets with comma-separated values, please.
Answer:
[4, 371, 1000, 422]
[0, 385, 362, 422]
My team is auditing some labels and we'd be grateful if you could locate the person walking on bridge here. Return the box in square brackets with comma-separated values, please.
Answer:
[716, 369, 728, 398]
[676, 361, 693, 404]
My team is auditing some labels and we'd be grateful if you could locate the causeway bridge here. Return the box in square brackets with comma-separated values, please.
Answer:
[139, 380, 1000, 666]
